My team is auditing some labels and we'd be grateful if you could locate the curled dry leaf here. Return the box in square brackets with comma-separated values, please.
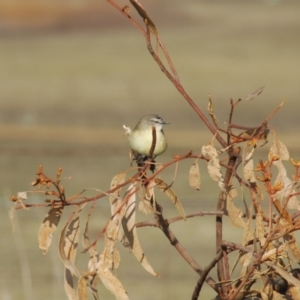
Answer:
[240, 252, 253, 277]
[270, 134, 300, 209]
[273, 199, 300, 260]
[38, 207, 63, 255]
[129, 0, 158, 36]
[118, 184, 158, 277]
[189, 161, 201, 190]
[139, 179, 156, 215]
[82, 209, 99, 275]
[242, 204, 254, 246]
[226, 187, 246, 228]
[97, 253, 129, 300]
[274, 160, 299, 210]
[201, 144, 224, 191]
[109, 171, 127, 212]
[103, 215, 121, 271]
[255, 212, 266, 245]
[242, 145, 256, 184]
[82, 209, 99, 299]
[77, 276, 88, 300]
[269, 134, 289, 162]
[59, 205, 85, 299]
[282, 228, 300, 261]
[109, 171, 127, 251]
[261, 244, 287, 262]
[154, 178, 186, 220]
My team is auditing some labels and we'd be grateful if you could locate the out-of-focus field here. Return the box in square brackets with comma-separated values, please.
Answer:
[1, 0, 300, 299]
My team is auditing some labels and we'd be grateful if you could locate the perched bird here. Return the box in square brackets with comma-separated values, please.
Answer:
[128, 114, 168, 158]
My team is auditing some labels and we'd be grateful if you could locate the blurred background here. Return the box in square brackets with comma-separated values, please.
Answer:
[1, 0, 300, 299]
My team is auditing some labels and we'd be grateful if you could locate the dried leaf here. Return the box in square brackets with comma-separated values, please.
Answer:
[202, 144, 224, 190]
[103, 216, 121, 271]
[241, 85, 265, 101]
[272, 199, 300, 260]
[38, 207, 63, 255]
[64, 268, 78, 300]
[59, 205, 84, 300]
[77, 276, 88, 300]
[139, 179, 155, 215]
[129, 0, 158, 36]
[289, 287, 300, 299]
[82, 205, 99, 300]
[270, 135, 289, 162]
[255, 212, 266, 245]
[242, 204, 254, 246]
[109, 171, 126, 212]
[240, 252, 252, 277]
[118, 184, 158, 277]
[242, 145, 256, 184]
[261, 244, 287, 262]
[98, 253, 129, 300]
[270, 134, 299, 209]
[189, 161, 201, 190]
[274, 160, 299, 210]
[284, 230, 300, 261]
[227, 188, 245, 228]
[82, 209, 99, 275]
[154, 178, 186, 220]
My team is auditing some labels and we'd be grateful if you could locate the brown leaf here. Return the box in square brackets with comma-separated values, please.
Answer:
[97, 253, 129, 300]
[226, 187, 246, 228]
[189, 162, 201, 190]
[59, 205, 85, 300]
[109, 171, 126, 212]
[118, 184, 158, 276]
[202, 144, 224, 190]
[242, 204, 254, 246]
[129, 0, 158, 36]
[242, 145, 256, 184]
[102, 216, 121, 271]
[77, 276, 88, 300]
[240, 252, 252, 277]
[139, 179, 156, 215]
[270, 134, 299, 210]
[82, 208, 99, 274]
[270, 134, 289, 161]
[255, 212, 266, 245]
[82, 205, 99, 299]
[154, 178, 186, 220]
[38, 207, 63, 255]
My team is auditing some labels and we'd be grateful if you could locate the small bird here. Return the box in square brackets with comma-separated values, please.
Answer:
[128, 114, 169, 158]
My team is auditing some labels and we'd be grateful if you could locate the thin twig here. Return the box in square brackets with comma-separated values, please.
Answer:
[152, 200, 218, 292]
[191, 250, 224, 300]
